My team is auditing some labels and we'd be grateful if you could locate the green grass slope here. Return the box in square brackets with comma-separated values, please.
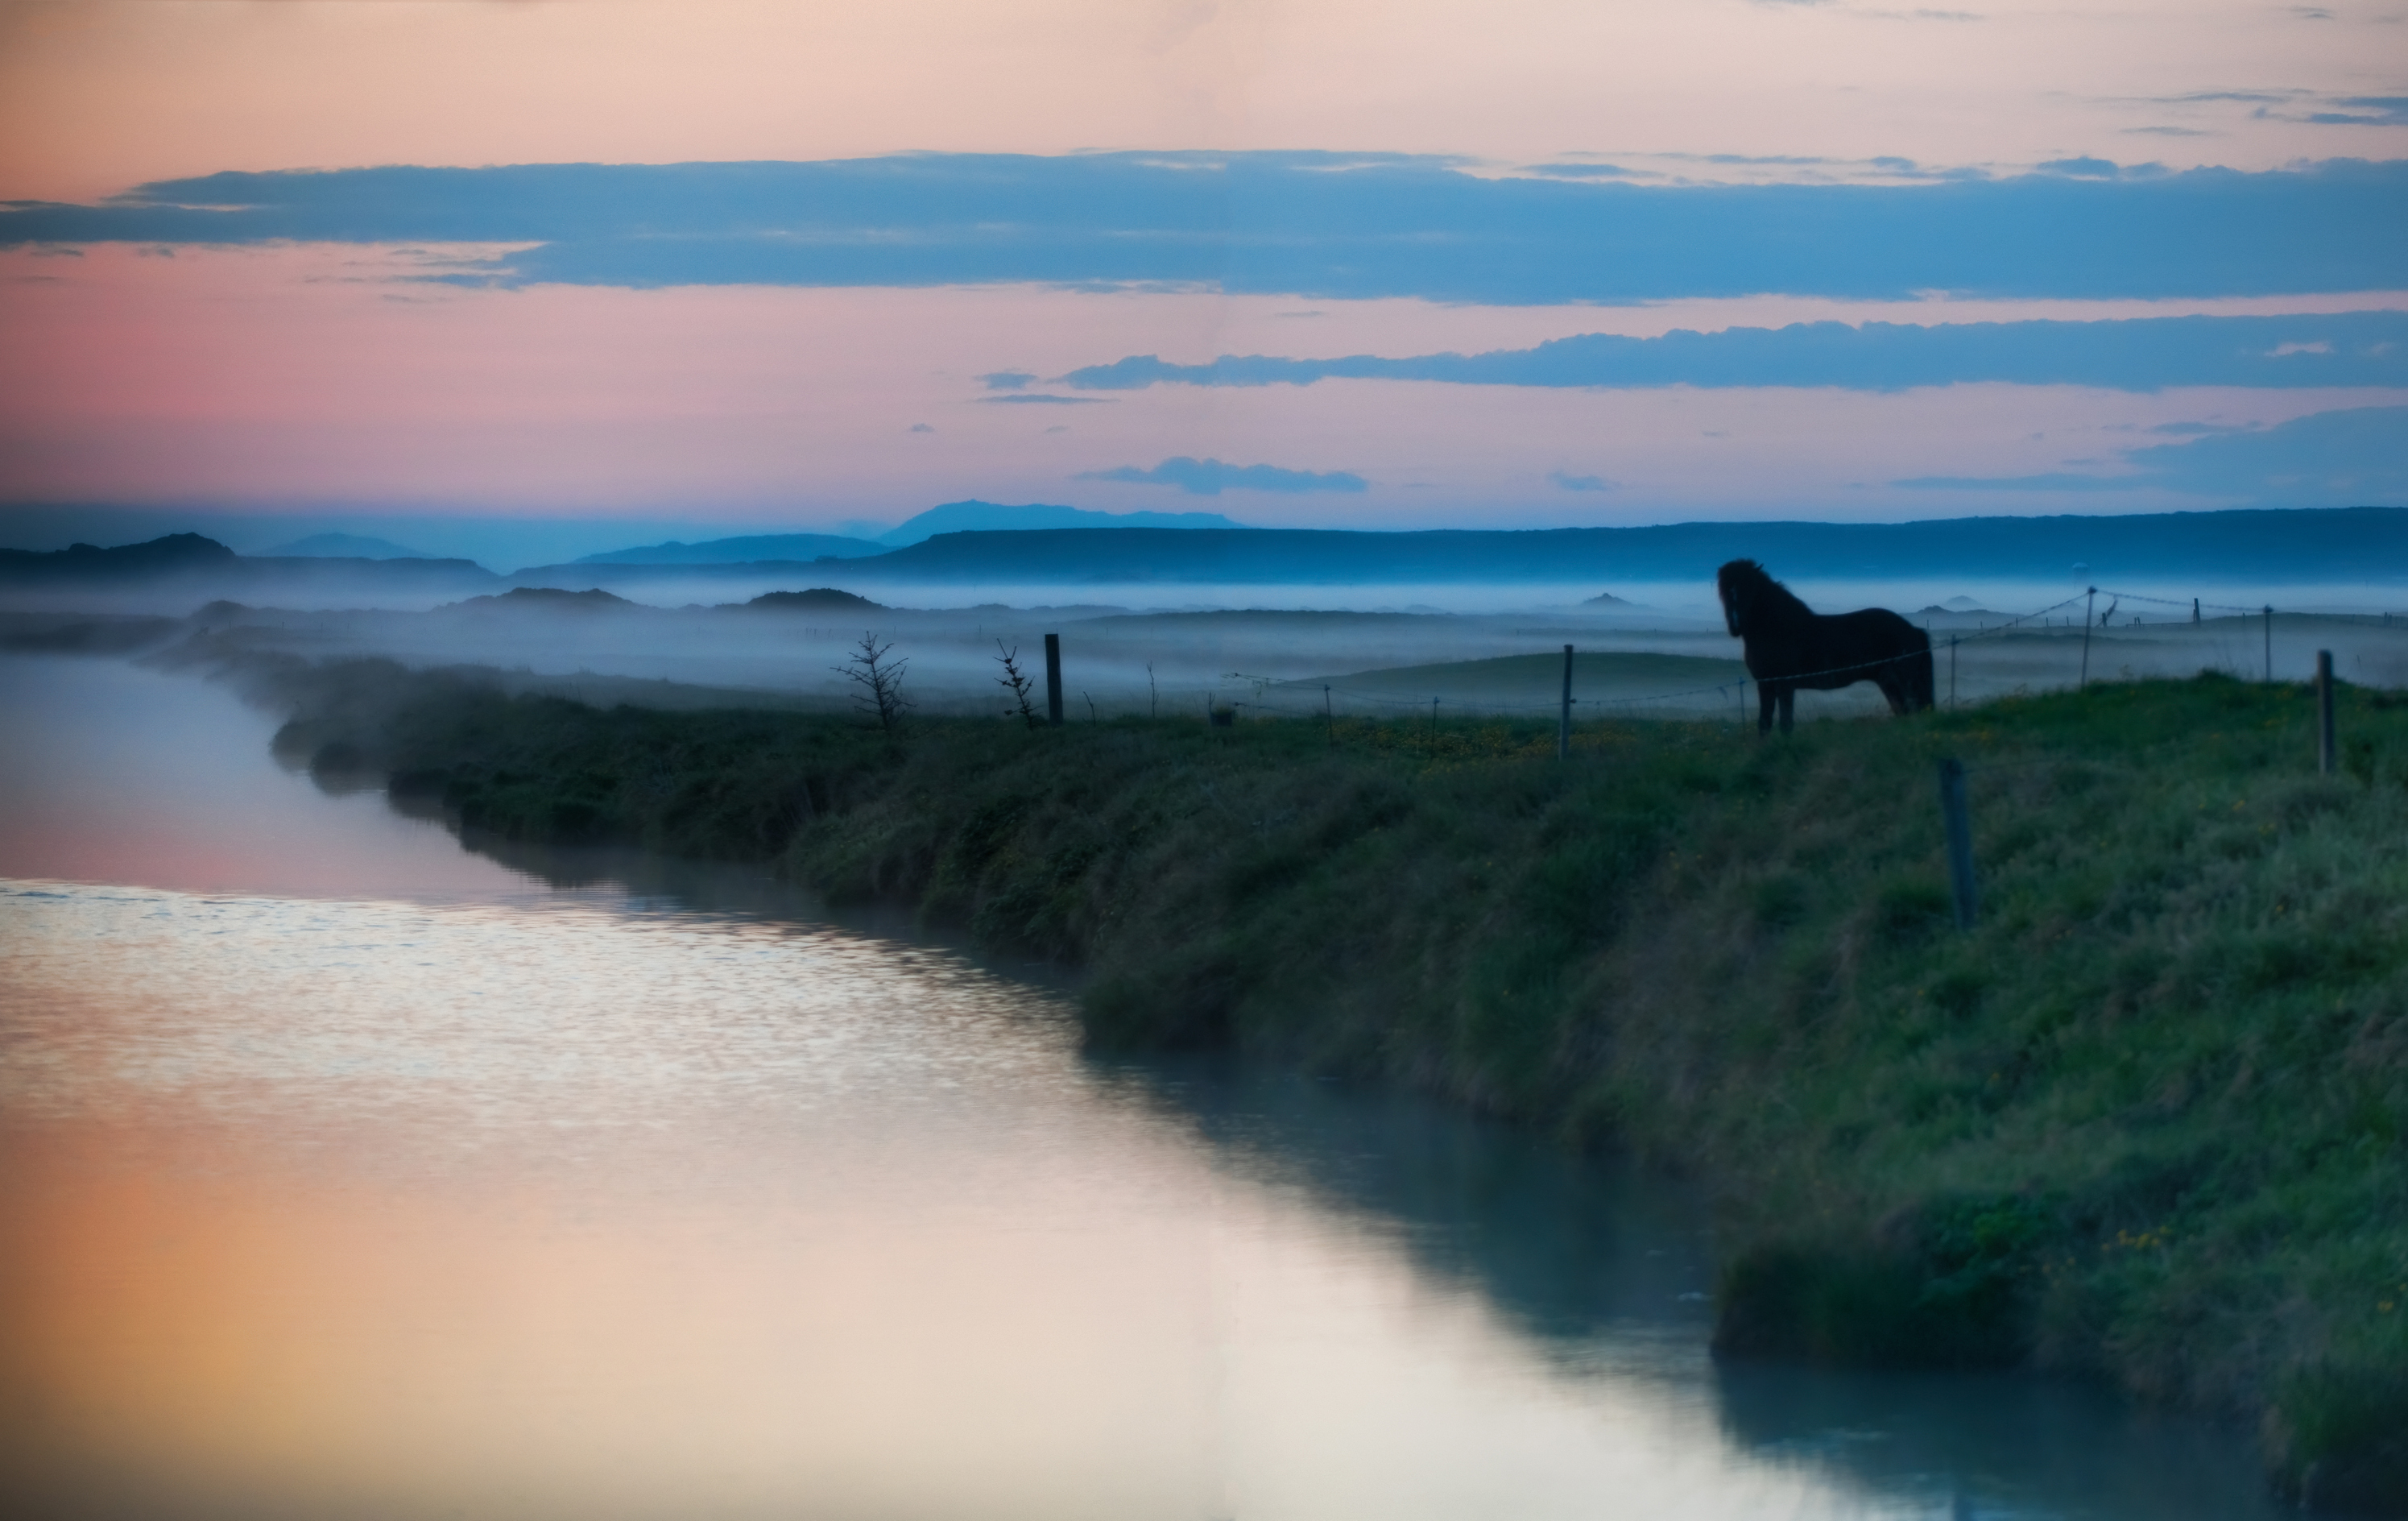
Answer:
[256, 653, 2407, 1511]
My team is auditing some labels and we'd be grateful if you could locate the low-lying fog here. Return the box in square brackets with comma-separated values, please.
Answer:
[7, 570, 2405, 723]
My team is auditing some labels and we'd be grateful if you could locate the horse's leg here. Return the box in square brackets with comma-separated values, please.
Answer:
[1880, 669, 1910, 715]
[1757, 682, 1776, 736]
[1778, 688, 1796, 734]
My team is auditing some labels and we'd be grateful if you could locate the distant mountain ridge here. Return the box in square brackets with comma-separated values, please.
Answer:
[0, 533, 499, 591]
[265, 532, 433, 560]
[507, 558, 877, 590]
[0, 532, 237, 578]
[876, 500, 1248, 545]
[821, 507, 2408, 586]
[557, 504, 1252, 568]
[8, 509, 2401, 599]
[573, 533, 885, 566]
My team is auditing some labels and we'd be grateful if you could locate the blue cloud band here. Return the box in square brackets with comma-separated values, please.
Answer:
[1060, 311, 2408, 394]
[6, 152, 2404, 303]
[1894, 404, 2408, 504]
[1077, 457, 1369, 495]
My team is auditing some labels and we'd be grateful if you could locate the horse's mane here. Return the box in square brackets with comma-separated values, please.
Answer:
[1717, 558, 1814, 623]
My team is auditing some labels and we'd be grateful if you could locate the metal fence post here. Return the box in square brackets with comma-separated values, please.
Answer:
[1044, 632, 1063, 727]
[2318, 649, 2336, 776]
[1938, 757, 1977, 930]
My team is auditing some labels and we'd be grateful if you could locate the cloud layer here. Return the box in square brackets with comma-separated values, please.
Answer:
[1077, 458, 1370, 495]
[1895, 404, 2408, 504]
[6, 153, 2405, 303]
[1058, 311, 2408, 394]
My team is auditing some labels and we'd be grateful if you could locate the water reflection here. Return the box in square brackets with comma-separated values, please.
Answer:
[0, 655, 536, 899]
[2, 879, 1833, 1521]
[1102, 1055, 1718, 1346]
[1712, 1363, 2276, 1521]
[0, 654, 2286, 1519]
[1104, 1059, 2280, 1521]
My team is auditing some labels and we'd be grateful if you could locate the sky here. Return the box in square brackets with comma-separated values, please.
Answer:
[1, 0, 2404, 557]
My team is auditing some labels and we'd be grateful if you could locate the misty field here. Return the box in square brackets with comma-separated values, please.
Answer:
[255, 653, 2408, 1509]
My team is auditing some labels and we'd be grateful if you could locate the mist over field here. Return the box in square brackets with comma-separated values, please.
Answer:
[9, 539, 2403, 727]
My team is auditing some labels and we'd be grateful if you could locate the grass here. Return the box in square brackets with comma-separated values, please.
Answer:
[251, 649, 2408, 1511]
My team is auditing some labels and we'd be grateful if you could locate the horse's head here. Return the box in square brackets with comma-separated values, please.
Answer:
[1715, 559, 1764, 638]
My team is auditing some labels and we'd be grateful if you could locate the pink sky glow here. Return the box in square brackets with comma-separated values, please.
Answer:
[2, 0, 2402, 536]
[3, 243, 2403, 532]
[2, 1, 2398, 201]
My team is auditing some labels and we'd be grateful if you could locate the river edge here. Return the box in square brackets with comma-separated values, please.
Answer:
[189, 639, 2408, 1513]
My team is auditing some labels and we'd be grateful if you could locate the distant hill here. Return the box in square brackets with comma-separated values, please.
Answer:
[878, 500, 1247, 546]
[743, 588, 886, 611]
[246, 554, 495, 586]
[0, 533, 500, 596]
[0, 532, 237, 580]
[263, 533, 432, 560]
[444, 587, 637, 612]
[509, 559, 869, 590]
[832, 508, 2408, 586]
[573, 533, 887, 566]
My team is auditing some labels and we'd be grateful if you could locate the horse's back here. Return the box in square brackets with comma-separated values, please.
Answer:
[1831, 607, 1929, 649]
[1779, 607, 1929, 689]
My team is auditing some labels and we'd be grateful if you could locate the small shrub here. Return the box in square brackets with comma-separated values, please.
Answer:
[835, 632, 911, 736]
[994, 641, 1042, 728]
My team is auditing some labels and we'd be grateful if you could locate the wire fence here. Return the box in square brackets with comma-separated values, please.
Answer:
[1189, 585, 2406, 729]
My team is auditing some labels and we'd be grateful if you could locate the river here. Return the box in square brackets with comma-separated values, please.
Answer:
[0, 655, 2286, 1520]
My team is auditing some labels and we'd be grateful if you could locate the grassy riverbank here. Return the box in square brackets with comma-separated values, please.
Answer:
[255, 650, 2407, 1511]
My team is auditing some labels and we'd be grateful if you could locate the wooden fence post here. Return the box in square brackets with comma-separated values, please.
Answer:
[1938, 757, 1977, 929]
[2319, 649, 2336, 776]
[1044, 632, 1063, 727]
[2079, 587, 2096, 688]
[1558, 644, 1573, 760]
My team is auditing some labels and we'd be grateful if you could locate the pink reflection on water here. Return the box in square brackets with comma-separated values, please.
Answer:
[0, 882, 1796, 1521]
[0, 657, 530, 900]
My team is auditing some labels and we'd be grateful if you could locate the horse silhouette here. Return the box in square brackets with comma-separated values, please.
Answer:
[1717, 559, 1934, 735]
